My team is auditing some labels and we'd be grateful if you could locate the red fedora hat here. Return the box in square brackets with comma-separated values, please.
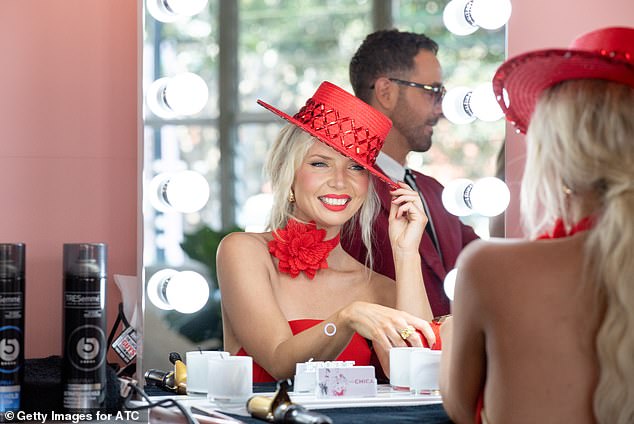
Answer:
[258, 81, 398, 189]
[493, 26, 634, 134]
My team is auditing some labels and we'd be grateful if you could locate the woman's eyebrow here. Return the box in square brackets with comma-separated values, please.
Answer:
[306, 154, 334, 160]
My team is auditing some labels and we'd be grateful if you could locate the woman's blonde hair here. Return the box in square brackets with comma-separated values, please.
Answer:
[521, 80, 634, 424]
[264, 124, 379, 267]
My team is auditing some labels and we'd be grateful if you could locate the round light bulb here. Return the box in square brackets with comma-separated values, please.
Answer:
[470, 177, 510, 217]
[150, 170, 210, 213]
[146, 73, 209, 119]
[241, 192, 274, 233]
[147, 269, 209, 314]
[470, 83, 505, 122]
[443, 0, 478, 35]
[163, 73, 208, 116]
[147, 269, 178, 311]
[444, 268, 458, 301]
[442, 178, 474, 216]
[470, 0, 512, 30]
[441, 86, 476, 125]
[146, 0, 208, 23]
[165, 270, 209, 314]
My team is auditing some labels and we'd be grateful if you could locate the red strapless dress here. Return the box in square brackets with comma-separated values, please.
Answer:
[235, 319, 372, 383]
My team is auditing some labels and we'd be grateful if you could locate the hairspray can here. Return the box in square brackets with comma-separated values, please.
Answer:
[62, 243, 107, 413]
[0, 244, 25, 420]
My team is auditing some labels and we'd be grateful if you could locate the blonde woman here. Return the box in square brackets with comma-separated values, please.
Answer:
[217, 82, 438, 382]
[440, 27, 634, 424]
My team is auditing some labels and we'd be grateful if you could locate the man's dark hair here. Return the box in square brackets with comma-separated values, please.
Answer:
[350, 29, 439, 103]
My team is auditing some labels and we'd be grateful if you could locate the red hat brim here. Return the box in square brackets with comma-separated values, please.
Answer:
[257, 98, 398, 190]
[493, 27, 634, 134]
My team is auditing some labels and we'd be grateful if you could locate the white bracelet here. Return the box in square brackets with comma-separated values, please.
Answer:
[324, 322, 337, 337]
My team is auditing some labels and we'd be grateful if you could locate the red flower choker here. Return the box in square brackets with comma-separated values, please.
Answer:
[268, 219, 340, 279]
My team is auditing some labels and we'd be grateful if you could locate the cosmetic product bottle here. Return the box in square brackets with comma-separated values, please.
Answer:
[62, 243, 107, 413]
[0, 244, 25, 420]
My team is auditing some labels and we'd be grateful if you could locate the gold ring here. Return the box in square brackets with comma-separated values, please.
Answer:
[398, 325, 416, 340]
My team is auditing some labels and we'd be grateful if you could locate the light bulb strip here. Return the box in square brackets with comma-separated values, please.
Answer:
[161, 0, 175, 14]
[463, 91, 474, 116]
[160, 87, 173, 112]
[159, 178, 172, 207]
[463, 0, 476, 26]
[463, 183, 474, 209]
[158, 275, 172, 304]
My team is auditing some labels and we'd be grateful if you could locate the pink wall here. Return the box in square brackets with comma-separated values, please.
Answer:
[0, 1, 139, 358]
[504, 0, 634, 237]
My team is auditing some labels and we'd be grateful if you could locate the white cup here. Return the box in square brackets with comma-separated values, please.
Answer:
[389, 347, 426, 390]
[409, 348, 442, 394]
[186, 350, 229, 394]
[207, 356, 253, 404]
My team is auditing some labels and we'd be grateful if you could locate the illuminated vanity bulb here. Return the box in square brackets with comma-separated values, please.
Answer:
[146, 73, 209, 119]
[146, 0, 208, 23]
[470, 0, 512, 30]
[442, 178, 474, 216]
[150, 170, 210, 213]
[147, 269, 210, 314]
[443, 0, 478, 36]
[442, 84, 503, 124]
[442, 177, 509, 217]
[241, 192, 274, 233]
[470, 177, 510, 217]
[470, 83, 505, 122]
[442, 86, 476, 125]
[443, 0, 512, 35]
[444, 268, 458, 301]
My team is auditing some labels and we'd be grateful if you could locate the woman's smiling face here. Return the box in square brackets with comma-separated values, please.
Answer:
[292, 141, 369, 230]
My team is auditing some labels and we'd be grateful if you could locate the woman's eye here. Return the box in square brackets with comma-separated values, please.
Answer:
[350, 164, 365, 171]
[310, 161, 327, 167]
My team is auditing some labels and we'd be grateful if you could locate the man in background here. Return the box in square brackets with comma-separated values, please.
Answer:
[342, 29, 478, 317]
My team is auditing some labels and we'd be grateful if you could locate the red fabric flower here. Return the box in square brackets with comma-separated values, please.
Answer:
[268, 219, 340, 279]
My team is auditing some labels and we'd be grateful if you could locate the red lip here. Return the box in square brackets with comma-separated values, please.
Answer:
[322, 194, 349, 199]
[319, 195, 351, 212]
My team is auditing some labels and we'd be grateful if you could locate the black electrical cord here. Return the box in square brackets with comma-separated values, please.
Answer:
[123, 380, 198, 424]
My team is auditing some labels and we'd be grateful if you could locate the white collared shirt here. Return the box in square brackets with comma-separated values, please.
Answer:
[375, 152, 406, 183]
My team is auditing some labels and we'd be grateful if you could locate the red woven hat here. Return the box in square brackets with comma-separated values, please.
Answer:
[258, 81, 397, 189]
[493, 26, 634, 134]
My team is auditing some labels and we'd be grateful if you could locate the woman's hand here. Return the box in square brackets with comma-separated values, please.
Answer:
[341, 301, 436, 353]
[388, 182, 428, 252]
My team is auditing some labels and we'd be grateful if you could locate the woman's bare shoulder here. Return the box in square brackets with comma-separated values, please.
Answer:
[455, 238, 540, 295]
[218, 231, 271, 253]
[456, 235, 586, 305]
[217, 231, 274, 277]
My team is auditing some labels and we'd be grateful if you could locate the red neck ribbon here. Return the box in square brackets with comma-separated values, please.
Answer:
[537, 216, 595, 240]
[268, 219, 340, 280]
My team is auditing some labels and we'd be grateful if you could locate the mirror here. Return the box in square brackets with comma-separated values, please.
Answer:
[140, 0, 506, 375]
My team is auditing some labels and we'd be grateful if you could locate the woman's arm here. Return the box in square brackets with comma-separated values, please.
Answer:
[218, 232, 436, 380]
[439, 242, 488, 424]
[217, 232, 356, 379]
[388, 183, 434, 321]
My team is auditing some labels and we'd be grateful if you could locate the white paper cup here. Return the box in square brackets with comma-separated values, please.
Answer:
[389, 347, 426, 391]
[207, 356, 253, 403]
[186, 351, 229, 394]
[409, 348, 442, 394]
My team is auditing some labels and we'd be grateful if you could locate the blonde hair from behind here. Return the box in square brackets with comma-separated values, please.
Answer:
[521, 80, 634, 424]
[264, 124, 378, 268]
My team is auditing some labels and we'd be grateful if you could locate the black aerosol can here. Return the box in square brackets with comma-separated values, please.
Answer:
[0, 244, 25, 420]
[62, 243, 107, 413]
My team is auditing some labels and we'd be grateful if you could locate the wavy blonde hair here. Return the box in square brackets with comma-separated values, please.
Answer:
[521, 80, 634, 424]
[264, 124, 379, 267]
